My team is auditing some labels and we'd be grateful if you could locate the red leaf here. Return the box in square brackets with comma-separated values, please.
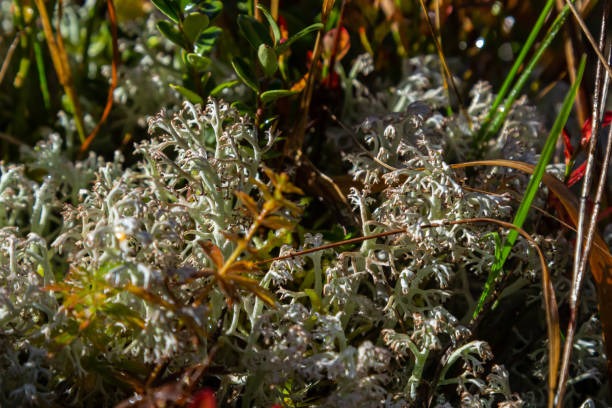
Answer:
[567, 161, 586, 187]
[580, 110, 612, 147]
[188, 388, 217, 408]
[598, 205, 612, 222]
[278, 15, 289, 42]
[562, 128, 574, 163]
[322, 27, 350, 61]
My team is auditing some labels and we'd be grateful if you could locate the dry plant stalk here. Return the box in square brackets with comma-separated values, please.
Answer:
[33, 0, 87, 143]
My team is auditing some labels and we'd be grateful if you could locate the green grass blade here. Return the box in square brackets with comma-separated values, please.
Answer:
[478, 2, 573, 143]
[474, 54, 587, 319]
[476, 0, 556, 142]
[32, 37, 51, 110]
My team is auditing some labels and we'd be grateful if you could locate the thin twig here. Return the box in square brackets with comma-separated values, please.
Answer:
[556, 1, 609, 405]
[417, 0, 473, 130]
[556, 0, 588, 127]
[462, 185, 575, 234]
[600, 40, 612, 118]
[0, 34, 20, 86]
[258, 218, 545, 272]
[33, 0, 87, 143]
[0, 132, 32, 149]
[80, 0, 119, 154]
[285, 0, 335, 159]
[255, 228, 404, 265]
[565, 0, 612, 79]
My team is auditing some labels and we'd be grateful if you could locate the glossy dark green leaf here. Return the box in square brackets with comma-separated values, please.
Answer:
[200, 0, 223, 19]
[237, 15, 273, 49]
[276, 23, 323, 54]
[151, 0, 180, 23]
[257, 5, 281, 45]
[210, 80, 240, 96]
[258, 44, 278, 77]
[195, 26, 223, 55]
[157, 20, 188, 49]
[170, 83, 204, 104]
[260, 89, 299, 104]
[183, 12, 210, 43]
[232, 57, 259, 92]
[186, 53, 211, 72]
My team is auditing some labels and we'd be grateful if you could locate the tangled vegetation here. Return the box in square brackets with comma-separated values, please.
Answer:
[1, 0, 612, 407]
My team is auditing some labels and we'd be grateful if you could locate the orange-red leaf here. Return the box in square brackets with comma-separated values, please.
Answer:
[198, 241, 224, 269]
[235, 191, 259, 216]
[322, 27, 350, 61]
[260, 215, 294, 230]
[224, 260, 260, 275]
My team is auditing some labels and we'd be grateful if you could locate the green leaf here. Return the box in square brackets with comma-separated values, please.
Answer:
[170, 83, 204, 104]
[478, 2, 573, 143]
[257, 4, 281, 45]
[257, 44, 278, 77]
[237, 14, 273, 49]
[476, 0, 556, 143]
[210, 80, 240, 96]
[194, 26, 223, 55]
[101, 303, 145, 328]
[157, 20, 187, 49]
[260, 89, 299, 104]
[151, 0, 180, 23]
[232, 57, 259, 92]
[186, 53, 211, 72]
[200, 0, 223, 20]
[276, 23, 323, 54]
[183, 12, 210, 43]
[473, 54, 587, 319]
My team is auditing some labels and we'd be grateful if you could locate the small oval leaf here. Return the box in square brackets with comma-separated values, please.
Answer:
[195, 26, 223, 55]
[260, 89, 300, 104]
[157, 20, 187, 49]
[256, 4, 281, 45]
[210, 80, 240, 97]
[170, 84, 203, 104]
[237, 14, 273, 49]
[200, 0, 223, 19]
[186, 53, 211, 72]
[257, 44, 278, 77]
[276, 23, 323, 54]
[151, 0, 180, 23]
[183, 12, 210, 43]
[231, 57, 259, 92]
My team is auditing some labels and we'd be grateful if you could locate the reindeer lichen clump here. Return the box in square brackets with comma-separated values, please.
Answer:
[0, 90, 608, 406]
